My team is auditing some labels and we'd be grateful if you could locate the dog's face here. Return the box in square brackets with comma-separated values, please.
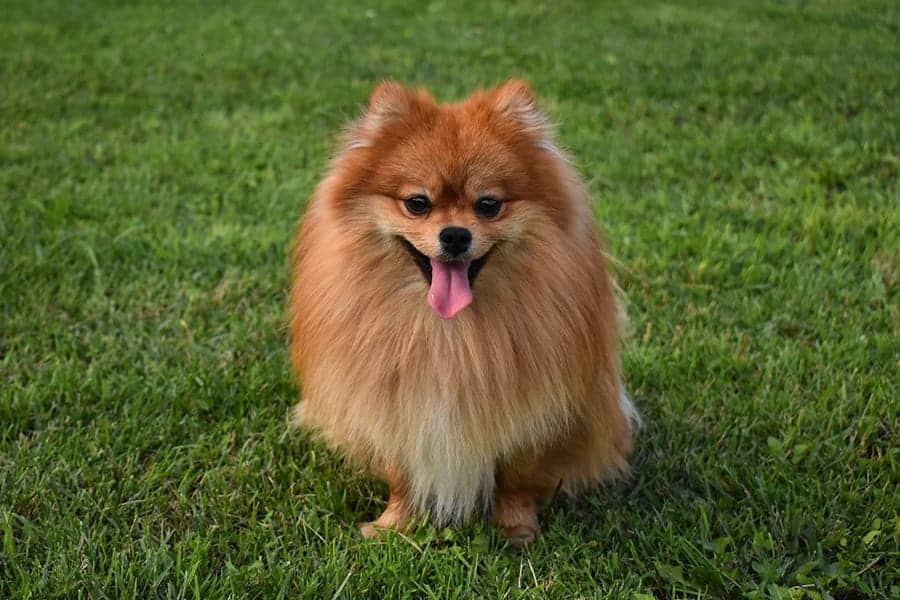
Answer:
[329, 80, 573, 319]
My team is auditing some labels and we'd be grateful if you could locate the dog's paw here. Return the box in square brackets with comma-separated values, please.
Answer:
[358, 521, 384, 539]
[502, 524, 537, 549]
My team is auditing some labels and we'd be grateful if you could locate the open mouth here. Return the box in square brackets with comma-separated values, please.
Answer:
[400, 238, 491, 286]
[400, 238, 493, 319]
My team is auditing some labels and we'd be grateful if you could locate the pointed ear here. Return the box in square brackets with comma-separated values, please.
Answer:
[489, 79, 552, 137]
[346, 81, 423, 150]
[491, 79, 536, 114]
[488, 80, 562, 157]
[367, 80, 416, 123]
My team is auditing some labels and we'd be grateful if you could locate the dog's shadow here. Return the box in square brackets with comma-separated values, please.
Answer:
[542, 410, 745, 544]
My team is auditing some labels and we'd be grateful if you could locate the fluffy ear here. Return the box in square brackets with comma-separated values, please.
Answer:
[489, 79, 555, 144]
[346, 81, 421, 150]
[367, 80, 416, 123]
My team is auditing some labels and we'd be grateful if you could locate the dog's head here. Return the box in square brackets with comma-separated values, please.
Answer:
[327, 80, 577, 319]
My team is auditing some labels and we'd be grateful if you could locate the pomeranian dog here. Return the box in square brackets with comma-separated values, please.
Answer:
[290, 80, 638, 547]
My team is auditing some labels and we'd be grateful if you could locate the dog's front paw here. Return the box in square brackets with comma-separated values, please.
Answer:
[357, 512, 409, 539]
[358, 521, 385, 539]
[494, 493, 539, 549]
[502, 523, 538, 549]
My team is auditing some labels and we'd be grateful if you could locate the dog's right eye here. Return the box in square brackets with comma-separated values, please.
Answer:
[404, 195, 431, 216]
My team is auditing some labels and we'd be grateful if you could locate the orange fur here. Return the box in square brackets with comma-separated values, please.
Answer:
[289, 80, 638, 545]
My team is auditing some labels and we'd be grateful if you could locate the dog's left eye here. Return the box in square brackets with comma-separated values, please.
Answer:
[474, 197, 502, 218]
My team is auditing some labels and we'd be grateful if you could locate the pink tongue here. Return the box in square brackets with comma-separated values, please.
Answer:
[428, 259, 472, 319]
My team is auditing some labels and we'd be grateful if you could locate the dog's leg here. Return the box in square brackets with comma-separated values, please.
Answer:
[358, 468, 412, 538]
[494, 398, 635, 548]
[493, 461, 562, 548]
[493, 489, 541, 548]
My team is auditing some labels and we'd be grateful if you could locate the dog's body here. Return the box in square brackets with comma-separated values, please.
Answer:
[290, 81, 637, 545]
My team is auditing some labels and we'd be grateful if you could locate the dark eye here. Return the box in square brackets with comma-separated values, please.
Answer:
[404, 195, 431, 216]
[474, 196, 502, 218]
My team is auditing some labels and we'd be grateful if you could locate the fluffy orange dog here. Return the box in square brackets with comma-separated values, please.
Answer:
[290, 80, 638, 546]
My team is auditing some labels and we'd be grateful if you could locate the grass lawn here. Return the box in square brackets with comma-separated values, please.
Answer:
[1, 0, 897, 597]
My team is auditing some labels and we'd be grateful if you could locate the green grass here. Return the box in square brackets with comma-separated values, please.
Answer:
[1, 0, 897, 597]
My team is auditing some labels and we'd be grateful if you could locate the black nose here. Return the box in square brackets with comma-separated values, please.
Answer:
[439, 227, 472, 257]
